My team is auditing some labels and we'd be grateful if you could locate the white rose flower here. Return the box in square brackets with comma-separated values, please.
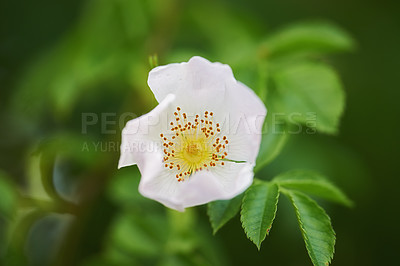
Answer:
[119, 56, 267, 211]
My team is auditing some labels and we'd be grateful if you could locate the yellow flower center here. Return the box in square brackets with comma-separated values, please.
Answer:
[160, 107, 229, 182]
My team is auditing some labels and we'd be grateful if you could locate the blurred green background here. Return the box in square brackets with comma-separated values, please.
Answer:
[0, 0, 399, 265]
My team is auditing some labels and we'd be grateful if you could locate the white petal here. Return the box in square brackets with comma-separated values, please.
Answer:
[222, 81, 266, 164]
[148, 56, 233, 105]
[118, 94, 175, 169]
[137, 151, 185, 211]
[178, 162, 254, 209]
[138, 155, 254, 211]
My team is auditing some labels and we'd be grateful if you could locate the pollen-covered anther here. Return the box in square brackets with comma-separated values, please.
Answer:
[160, 108, 229, 182]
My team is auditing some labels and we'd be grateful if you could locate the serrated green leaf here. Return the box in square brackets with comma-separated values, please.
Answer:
[241, 182, 279, 249]
[263, 21, 355, 57]
[284, 190, 336, 266]
[273, 170, 353, 207]
[207, 194, 243, 234]
[271, 62, 345, 134]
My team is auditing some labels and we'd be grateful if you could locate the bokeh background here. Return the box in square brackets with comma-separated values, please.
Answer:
[0, 0, 399, 265]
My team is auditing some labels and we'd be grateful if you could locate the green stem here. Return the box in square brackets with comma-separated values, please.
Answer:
[221, 158, 246, 163]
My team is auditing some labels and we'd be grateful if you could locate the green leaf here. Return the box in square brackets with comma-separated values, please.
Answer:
[263, 21, 355, 57]
[207, 194, 243, 234]
[283, 190, 336, 266]
[271, 62, 345, 134]
[273, 170, 353, 207]
[240, 182, 279, 249]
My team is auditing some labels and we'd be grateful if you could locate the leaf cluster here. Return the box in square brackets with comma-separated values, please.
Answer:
[208, 21, 354, 266]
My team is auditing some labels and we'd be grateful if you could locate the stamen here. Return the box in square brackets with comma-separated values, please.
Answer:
[160, 108, 230, 182]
